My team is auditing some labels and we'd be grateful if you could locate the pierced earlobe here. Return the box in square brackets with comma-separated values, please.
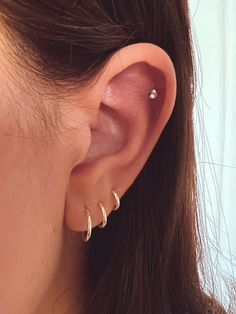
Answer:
[81, 207, 92, 242]
[98, 201, 107, 228]
[111, 190, 120, 211]
[81, 189, 120, 242]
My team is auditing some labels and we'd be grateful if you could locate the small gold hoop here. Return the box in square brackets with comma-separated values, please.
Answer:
[112, 190, 120, 211]
[81, 207, 92, 242]
[98, 202, 107, 228]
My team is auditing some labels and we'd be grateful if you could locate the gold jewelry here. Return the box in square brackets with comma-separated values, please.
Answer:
[98, 201, 107, 228]
[81, 207, 92, 242]
[112, 189, 120, 211]
[81, 189, 120, 242]
[149, 89, 158, 99]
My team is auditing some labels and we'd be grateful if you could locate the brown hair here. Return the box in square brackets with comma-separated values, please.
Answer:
[0, 1, 229, 313]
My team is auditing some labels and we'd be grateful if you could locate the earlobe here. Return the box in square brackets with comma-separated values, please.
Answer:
[64, 43, 176, 238]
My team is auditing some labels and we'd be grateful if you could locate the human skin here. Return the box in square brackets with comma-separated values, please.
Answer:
[0, 27, 176, 314]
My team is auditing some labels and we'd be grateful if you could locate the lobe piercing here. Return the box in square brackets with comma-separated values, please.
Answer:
[111, 190, 120, 211]
[98, 201, 107, 228]
[81, 207, 92, 242]
[81, 189, 120, 242]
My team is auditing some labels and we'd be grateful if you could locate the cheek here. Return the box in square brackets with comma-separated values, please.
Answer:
[0, 135, 65, 313]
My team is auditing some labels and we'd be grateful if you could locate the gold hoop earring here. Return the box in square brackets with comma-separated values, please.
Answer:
[81, 207, 92, 242]
[98, 202, 107, 228]
[112, 190, 120, 211]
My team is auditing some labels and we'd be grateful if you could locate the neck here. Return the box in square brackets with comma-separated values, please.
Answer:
[35, 227, 88, 314]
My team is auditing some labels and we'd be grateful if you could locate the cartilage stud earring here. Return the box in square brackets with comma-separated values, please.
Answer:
[149, 89, 158, 99]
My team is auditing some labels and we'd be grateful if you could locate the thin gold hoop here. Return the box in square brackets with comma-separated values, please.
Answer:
[98, 202, 107, 228]
[81, 207, 92, 242]
[112, 190, 120, 211]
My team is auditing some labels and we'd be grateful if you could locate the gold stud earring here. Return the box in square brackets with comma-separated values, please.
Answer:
[149, 89, 158, 99]
[98, 201, 107, 228]
[112, 190, 120, 211]
[81, 207, 92, 242]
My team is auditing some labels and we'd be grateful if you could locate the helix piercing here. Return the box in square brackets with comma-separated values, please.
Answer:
[149, 89, 158, 99]
[112, 190, 120, 211]
[98, 201, 107, 228]
[81, 207, 92, 242]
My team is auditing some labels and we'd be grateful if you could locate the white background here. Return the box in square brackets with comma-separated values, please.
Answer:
[189, 0, 236, 305]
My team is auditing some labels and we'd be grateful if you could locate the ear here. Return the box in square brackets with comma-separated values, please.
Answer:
[64, 42, 176, 232]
